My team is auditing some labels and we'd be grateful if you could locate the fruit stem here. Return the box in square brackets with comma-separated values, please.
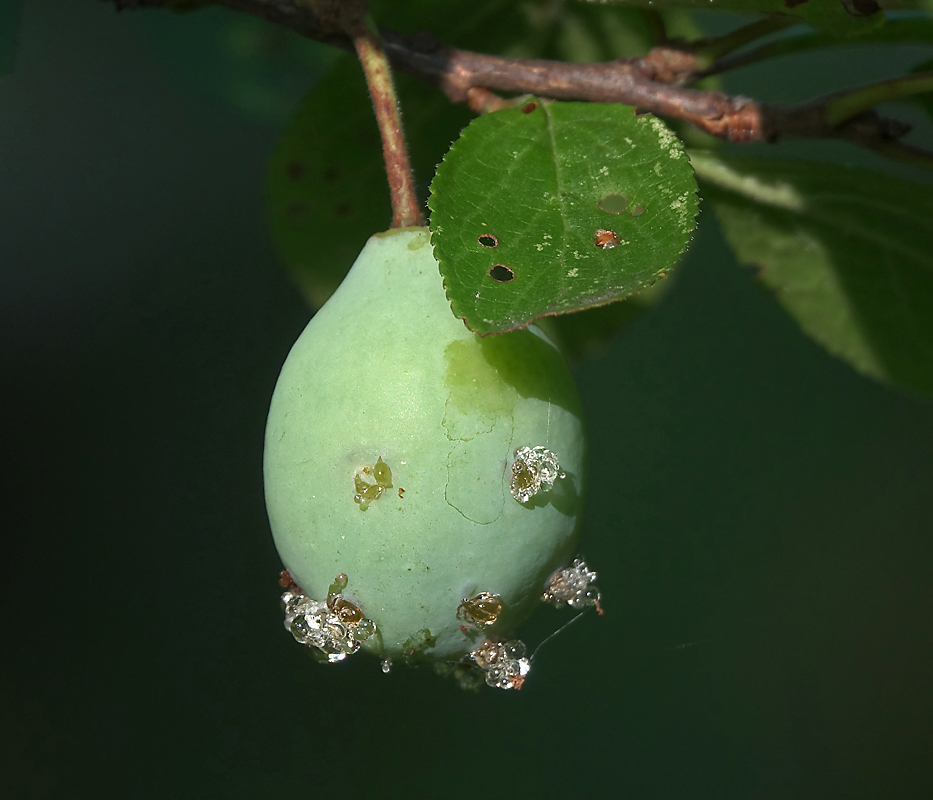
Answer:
[344, 11, 424, 229]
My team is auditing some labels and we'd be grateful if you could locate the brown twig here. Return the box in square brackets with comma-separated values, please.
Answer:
[339, 5, 423, 228]
[104, 0, 932, 163]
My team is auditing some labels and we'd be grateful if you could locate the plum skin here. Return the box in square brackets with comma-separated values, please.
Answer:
[264, 227, 586, 661]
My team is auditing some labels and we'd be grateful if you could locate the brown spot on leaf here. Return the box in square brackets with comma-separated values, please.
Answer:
[593, 229, 621, 249]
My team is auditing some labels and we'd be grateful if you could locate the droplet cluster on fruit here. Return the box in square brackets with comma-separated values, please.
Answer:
[264, 227, 593, 685]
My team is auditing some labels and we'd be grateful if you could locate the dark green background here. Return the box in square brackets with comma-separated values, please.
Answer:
[3, 2, 932, 798]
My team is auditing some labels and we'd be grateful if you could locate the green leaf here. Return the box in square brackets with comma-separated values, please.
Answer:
[586, 0, 883, 36]
[693, 151, 933, 397]
[428, 100, 698, 335]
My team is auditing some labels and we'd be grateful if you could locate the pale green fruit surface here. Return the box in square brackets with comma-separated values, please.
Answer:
[264, 228, 586, 660]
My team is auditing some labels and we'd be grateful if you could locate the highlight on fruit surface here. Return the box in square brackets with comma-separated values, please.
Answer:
[263, 227, 600, 689]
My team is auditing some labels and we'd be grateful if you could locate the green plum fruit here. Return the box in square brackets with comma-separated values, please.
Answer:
[264, 227, 588, 675]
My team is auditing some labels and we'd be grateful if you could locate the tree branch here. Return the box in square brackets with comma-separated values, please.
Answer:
[105, 0, 932, 163]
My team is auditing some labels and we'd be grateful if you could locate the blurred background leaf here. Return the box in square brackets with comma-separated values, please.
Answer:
[266, 57, 471, 308]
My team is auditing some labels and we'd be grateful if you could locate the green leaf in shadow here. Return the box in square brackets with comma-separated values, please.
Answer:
[267, 56, 472, 307]
[693, 151, 933, 397]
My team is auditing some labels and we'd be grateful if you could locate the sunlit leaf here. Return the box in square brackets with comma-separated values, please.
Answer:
[693, 151, 933, 397]
[429, 100, 698, 334]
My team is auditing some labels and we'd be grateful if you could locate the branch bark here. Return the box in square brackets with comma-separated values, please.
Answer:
[105, 0, 930, 163]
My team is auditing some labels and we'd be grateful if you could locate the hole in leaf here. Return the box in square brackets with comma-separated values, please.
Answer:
[488, 264, 515, 282]
[477, 234, 498, 248]
[631, 205, 646, 218]
[593, 229, 621, 249]
[522, 102, 538, 114]
[598, 194, 629, 214]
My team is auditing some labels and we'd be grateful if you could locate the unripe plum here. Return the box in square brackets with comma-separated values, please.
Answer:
[264, 228, 586, 668]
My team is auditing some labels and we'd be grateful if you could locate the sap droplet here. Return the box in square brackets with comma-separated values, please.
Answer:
[353, 458, 392, 509]
[510, 446, 565, 503]
[281, 575, 378, 663]
[457, 592, 504, 629]
[471, 638, 531, 690]
[373, 456, 393, 488]
[542, 558, 603, 614]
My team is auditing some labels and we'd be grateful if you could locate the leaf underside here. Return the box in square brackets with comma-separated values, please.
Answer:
[693, 151, 933, 397]
[429, 100, 698, 335]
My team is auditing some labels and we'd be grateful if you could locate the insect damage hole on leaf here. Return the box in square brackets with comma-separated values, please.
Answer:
[488, 264, 515, 282]
[631, 205, 645, 218]
[477, 234, 498, 248]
